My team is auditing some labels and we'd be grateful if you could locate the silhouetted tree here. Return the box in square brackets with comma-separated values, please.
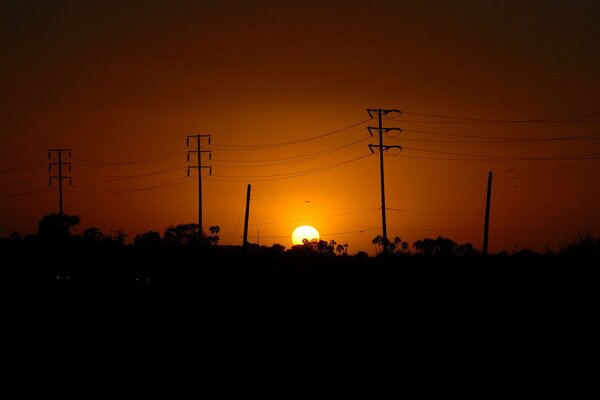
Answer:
[456, 242, 477, 256]
[206, 225, 220, 245]
[317, 240, 328, 253]
[558, 234, 600, 258]
[390, 236, 409, 255]
[334, 243, 349, 256]
[413, 236, 457, 256]
[313, 239, 335, 254]
[401, 241, 409, 253]
[372, 235, 383, 254]
[271, 243, 286, 254]
[82, 227, 107, 242]
[300, 238, 335, 254]
[37, 213, 80, 239]
[134, 231, 162, 248]
[328, 239, 337, 254]
[413, 240, 424, 255]
[8, 232, 22, 240]
[164, 224, 200, 246]
[113, 230, 127, 243]
[512, 248, 538, 258]
[434, 236, 457, 256]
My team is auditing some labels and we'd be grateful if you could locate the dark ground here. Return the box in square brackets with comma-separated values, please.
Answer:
[4, 238, 596, 317]
[2, 238, 595, 391]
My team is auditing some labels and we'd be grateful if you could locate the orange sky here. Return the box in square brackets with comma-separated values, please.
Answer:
[2, 1, 600, 254]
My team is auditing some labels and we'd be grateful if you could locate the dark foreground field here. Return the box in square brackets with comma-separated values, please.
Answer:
[3, 239, 596, 389]
[4, 239, 596, 313]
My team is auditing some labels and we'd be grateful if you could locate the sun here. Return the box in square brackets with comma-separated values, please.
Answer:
[291, 225, 320, 245]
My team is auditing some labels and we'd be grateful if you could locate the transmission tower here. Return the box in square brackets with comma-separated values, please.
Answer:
[48, 148, 72, 215]
[367, 109, 401, 255]
[187, 134, 212, 239]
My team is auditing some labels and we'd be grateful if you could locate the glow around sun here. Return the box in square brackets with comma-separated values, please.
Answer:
[291, 225, 320, 245]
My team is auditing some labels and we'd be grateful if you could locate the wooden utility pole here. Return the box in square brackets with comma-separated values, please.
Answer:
[243, 184, 251, 249]
[483, 171, 493, 255]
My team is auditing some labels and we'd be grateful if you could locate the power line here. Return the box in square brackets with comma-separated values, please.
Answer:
[401, 146, 600, 160]
[249, 164, 380, 197]
[71, 164, 184, 181]
[0, 175, 47, 186]
[395, 110, 600, 124]
[398, 129, 600, 143]
[503, 174, 600, 188]
[250, 208, 379, 226]
[70, 177, 191, 195]
[253, 198, 378, 212]
[0, 161, 46, 173]
[209, 153, 372, 182]
[388, 206, 600, 220]
[387, 226, 593, 235]
[210, 118, 371, 150]
[387, 207, 482, 218]
[72, 146, 186, 166]
[0, 187, 52, 200]
[212, 136, 370, 166]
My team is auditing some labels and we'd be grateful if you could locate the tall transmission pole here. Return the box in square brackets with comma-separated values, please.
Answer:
[187, 135, 212, 241]
[483, 171, 493, 255]
[49, 148, 72, 215]
[367, 109, 401, 255]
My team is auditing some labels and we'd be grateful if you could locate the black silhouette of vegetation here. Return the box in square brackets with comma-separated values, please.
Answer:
[2, 213, 598, 311]
[37, 213, 81, 239]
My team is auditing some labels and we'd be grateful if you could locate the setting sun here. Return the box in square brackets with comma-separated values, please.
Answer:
[292, 225, 320, 245]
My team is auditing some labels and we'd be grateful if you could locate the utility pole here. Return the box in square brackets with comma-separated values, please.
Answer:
[483, 171, 493, 255]
[49, 148, 72, 215]
[367, 108, 401, 255]
[243, 184, 251, 250]
[187, 134, 212, 242]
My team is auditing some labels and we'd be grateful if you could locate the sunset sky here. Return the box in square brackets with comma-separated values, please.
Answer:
[2, 0, 600, 254]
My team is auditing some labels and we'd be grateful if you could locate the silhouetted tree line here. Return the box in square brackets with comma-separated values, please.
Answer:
[4, 213, 600, 260]
[15, 213, 222, 248]
[4, 214, 596, 341]
[412, 236, 476, 256]
[2, 213, 598, 291]
[138, 223, 220, 247]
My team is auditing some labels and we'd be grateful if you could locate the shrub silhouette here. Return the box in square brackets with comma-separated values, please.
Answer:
[37, 213, 80, 239]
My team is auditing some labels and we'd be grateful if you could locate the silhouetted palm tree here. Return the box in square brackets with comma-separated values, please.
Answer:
[207, 225, 220, 245]
[372, 235, 383, 254]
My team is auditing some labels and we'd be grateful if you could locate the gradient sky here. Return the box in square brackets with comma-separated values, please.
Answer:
[2, 0, 600, 254]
